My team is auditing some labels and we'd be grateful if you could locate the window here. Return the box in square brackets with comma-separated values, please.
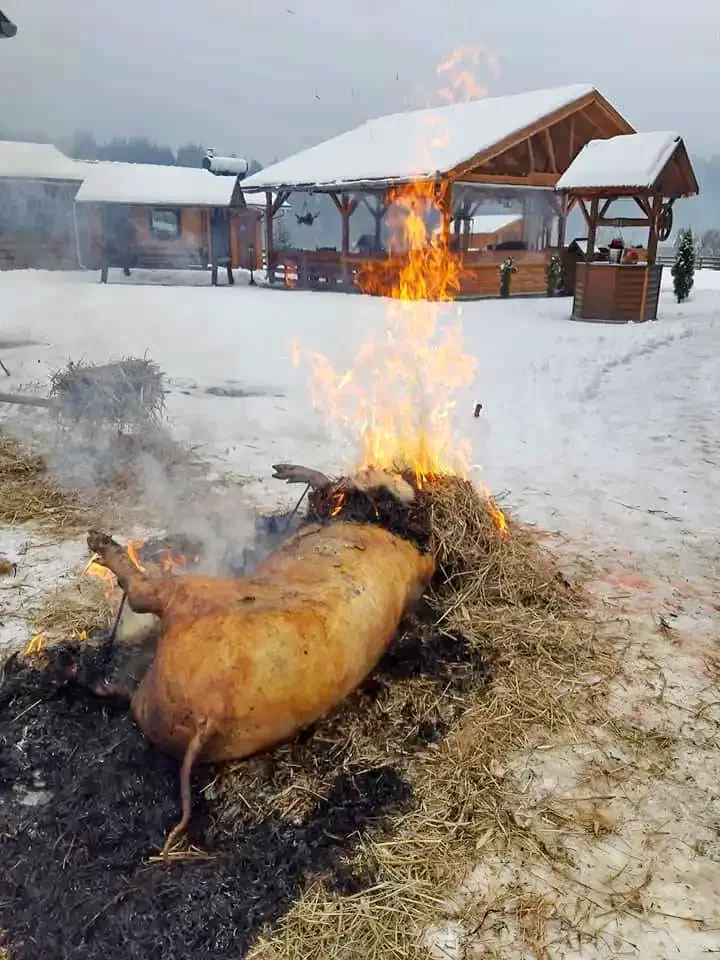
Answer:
[149, 208, 181, 239]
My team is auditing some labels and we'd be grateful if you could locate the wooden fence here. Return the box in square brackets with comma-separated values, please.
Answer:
[657, 252, 720, 270]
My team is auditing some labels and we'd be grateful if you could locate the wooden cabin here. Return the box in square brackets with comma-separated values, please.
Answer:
[557, 132, 699, 322]
[241, 83, 635, 299]
[74, 162, 262, 285]
[0, 141, 85, 269]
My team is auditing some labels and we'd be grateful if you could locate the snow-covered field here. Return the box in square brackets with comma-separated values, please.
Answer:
[1, 267, 719, 958]
[1, 267, 718, 569]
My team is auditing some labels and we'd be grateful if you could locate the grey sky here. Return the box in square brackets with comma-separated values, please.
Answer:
[1, 0, 719, 162]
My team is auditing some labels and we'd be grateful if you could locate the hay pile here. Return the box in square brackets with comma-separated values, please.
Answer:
[0, 473, 604, 959]
[50, 358, 165, 430]
[0, 431, 87, 529]
[211, 476, 601, 960]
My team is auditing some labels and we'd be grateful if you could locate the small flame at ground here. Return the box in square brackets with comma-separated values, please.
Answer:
[24, 633, 48, 657]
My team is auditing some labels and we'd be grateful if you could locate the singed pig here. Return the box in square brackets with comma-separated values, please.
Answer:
[87, 519, 434, 853]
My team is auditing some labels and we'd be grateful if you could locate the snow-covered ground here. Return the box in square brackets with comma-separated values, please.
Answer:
[1, 267, 718, 571]
[1, 267, 719, 958]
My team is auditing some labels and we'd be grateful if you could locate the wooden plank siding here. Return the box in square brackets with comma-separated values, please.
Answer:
[572, 263, 662, 323]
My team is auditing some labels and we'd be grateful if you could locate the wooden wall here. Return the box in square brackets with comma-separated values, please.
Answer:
[458, 250, 550, 298]
[572, 263, 663, 323]
[0, 179, 80, 269]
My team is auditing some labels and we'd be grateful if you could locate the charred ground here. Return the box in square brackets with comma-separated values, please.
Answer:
[0, 586, 489, 960]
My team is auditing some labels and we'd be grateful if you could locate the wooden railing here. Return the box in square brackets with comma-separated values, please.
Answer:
[264, 247, 553, 298]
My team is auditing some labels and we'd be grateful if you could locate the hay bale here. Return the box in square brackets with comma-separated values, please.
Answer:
[49, 358, 165, 430]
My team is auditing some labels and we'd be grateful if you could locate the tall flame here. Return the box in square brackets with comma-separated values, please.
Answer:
[291, 47, 505, 529]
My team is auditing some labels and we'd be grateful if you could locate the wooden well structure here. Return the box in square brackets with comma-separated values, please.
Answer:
[241, 84, 635, 299]
[556, 133, 698, 322]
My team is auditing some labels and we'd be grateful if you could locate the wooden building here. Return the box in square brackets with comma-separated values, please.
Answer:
[0, 141, 85, 269]
[74, 162, 262, 284]
[241, 83, 635, 298]
[556, 132, 699, 322]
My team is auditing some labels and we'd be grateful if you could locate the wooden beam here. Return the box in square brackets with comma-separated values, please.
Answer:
[328, 192, 342, 214]
[598, 199, 613, 219]
[586, 198, 599, 262]
[569, 113, 575, 161]
[597, 217, 650, 227]
[458, 172, 558, 187]
[527, 137, 536, 174]
[633, 195, 652, 218]
[271, 189, 290, 217]
[544, 128, 557, 174]
[577, 199, 593, 231]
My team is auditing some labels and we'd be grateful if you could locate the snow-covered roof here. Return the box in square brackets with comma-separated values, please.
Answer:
[243, 84, 597, 190]
[557, 132, 681, 191]
[0, 140, 85, 182]
[470, 213, 522, 234]
[75, 161, 239, 207]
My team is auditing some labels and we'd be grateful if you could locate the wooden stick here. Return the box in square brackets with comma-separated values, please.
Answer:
[0, 391, 53, 408]
[0, 359, 10, 377]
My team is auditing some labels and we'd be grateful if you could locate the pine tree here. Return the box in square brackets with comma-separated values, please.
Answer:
[546, 254, 564, 296]
[671, 228, 696, 303]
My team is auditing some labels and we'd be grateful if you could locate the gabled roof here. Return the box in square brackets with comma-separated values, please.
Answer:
[469, 213, 523, 234]
[0, 141, 84, 182]
[243, 84, 627, 191]
[75, 161, 240, 207]
[557, 132, 699, 197]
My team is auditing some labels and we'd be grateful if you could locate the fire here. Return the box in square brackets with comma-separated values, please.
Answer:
[127, 539, 146, 573]
[24, 633, 48, 657]
[292, 178, 475, 484]
[290, 49, 508, 531]
[85, 536, 147, 595]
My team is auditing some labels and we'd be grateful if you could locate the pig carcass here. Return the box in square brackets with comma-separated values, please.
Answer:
[87, 519, 435, 852]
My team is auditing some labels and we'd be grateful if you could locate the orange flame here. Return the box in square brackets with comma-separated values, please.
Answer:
[293, 179, 474, 484]
[127, 539, 147, 573]
[24, 633, 48, 657]
[291, 49, 507, 533]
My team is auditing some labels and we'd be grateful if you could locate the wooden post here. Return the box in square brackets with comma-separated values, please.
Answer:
[434, 180, 452, 248]
[341, 192, 351, 255]
[586, 198, 599, 262]
[557, 193, 568, 249]
[646, 195, 662, 266]
[264, 190, 274, 283]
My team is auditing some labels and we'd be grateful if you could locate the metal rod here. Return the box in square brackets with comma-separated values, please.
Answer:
[284, 483, 310, 532]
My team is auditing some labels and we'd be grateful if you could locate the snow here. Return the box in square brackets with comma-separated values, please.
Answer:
[468, 213, 522, 234]
[243, 84, 596, 189]
[1, 267, 719, 958]
[0, 266, 717, 576]
[557, 131, 683, 191]
[0, 140, 85, 182]
[75, 161, 239, 207]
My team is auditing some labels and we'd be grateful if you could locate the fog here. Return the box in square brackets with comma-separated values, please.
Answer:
[1, 0, 719, 163]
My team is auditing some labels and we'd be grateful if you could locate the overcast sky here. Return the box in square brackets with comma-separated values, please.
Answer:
[1, 0, 719, 162]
